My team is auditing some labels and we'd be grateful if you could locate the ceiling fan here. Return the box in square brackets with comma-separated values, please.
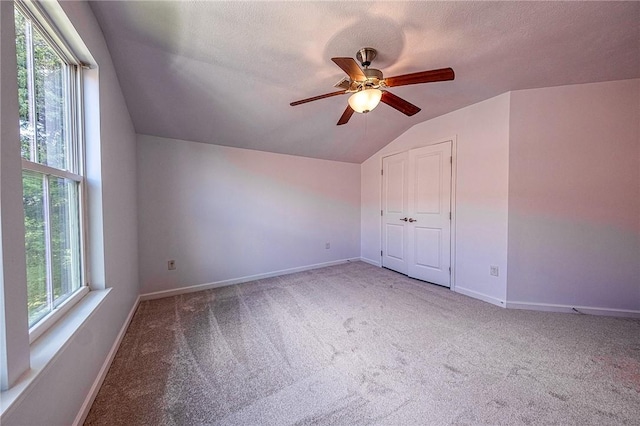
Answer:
[290, 47, 455, 125]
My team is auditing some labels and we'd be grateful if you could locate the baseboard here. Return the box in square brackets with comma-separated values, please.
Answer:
[140, 258, 361, 301]
[455, 286, 505, 307]
[359, 257, 381, 267]
[505, 300, 640, 318]
[73, 295, 141, 426]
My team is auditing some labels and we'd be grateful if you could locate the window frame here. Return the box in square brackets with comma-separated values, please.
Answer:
[14, 0, 90, 342]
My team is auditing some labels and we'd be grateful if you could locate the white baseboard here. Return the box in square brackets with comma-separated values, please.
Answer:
[505, 300, 640, 318]
[140, 258, 361, 301]
[359, 257, 381, 267]
[73, 295, 141, 426]
[455, 286, 505, 307]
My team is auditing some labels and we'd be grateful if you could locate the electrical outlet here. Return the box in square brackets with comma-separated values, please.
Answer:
[168, 260, 176, 270]
[490, 265, 499, 277]
[325, 242, 330, 249]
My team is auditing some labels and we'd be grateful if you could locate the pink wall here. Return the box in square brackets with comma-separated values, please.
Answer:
[507, 79, 640, 310]
[137, 135, 361, 295]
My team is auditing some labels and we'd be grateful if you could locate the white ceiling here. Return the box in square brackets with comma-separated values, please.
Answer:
[89, 1, 640, 163]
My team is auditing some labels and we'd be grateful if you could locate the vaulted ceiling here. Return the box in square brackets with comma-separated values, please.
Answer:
[89, 1, 640, 163]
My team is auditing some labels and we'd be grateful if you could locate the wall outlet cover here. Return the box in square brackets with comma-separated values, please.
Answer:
[490, 265, 499, 277]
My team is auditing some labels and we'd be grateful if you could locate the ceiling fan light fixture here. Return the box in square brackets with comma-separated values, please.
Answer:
[348, 88, 382, 113]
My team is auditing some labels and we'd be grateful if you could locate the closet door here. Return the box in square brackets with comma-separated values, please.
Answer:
[381, 152, 409, 274]
[382, 142, 452, 287]
[407, 142, 452, 287]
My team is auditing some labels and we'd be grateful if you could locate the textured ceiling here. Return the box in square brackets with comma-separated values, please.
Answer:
[89, 1, 640, 163]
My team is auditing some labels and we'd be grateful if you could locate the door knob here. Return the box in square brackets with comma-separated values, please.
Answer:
[400, 217, 408, 222]
[409, 218, 417, 223]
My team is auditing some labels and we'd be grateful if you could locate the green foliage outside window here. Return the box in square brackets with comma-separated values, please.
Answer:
[15, 5, 81, 326]
[15, 8, 68, 170]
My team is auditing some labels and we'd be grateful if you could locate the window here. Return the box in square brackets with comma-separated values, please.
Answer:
[14, 2, 86, 329]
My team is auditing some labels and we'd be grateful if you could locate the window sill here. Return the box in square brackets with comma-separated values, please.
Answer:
[29, 286, 91, 344]
[0, 288, 111, 420]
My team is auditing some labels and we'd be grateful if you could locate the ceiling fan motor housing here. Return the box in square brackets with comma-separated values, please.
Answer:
[363, 68, 383, 86]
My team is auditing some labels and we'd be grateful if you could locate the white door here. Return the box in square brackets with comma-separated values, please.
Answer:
[381, 142, 452, 287]
[381, 152, 408, 274]
[407, 143, 452, 286]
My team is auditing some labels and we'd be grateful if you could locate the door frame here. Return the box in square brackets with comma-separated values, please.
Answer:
[379, 136, 458, 291]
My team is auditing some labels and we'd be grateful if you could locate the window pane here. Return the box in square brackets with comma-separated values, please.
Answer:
[14, 6, 70, 170]
[49, 176, 81, 305]
[15, 8, 33, 160]
[16, 5, 85, 331]
[23, 171, 49, 325]
[33, 27, 68, 170]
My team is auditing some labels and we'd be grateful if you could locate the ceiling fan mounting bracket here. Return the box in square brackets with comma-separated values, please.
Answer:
[356, 47, 377, 68]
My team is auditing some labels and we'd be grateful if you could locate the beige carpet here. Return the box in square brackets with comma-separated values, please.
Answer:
[85, 261, 640, 425]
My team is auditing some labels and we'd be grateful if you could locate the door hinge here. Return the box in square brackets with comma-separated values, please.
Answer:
[381, 250, 383, 256]
[449, 267, 451, 274]
[381, 169, 383, 176]
[450, 156, 453, 164]
[449, 212, 452, 220]
[381, 210, 383, 216]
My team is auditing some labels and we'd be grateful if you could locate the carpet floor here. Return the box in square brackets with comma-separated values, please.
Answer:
[85, 261, 640, 425]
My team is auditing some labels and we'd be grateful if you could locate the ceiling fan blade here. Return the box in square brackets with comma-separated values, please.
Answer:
[290, 90, 346, 106]
[381, 91, 421, 116]
[384, 67, 455, 87]
[331, 57, 366, 81]
[334, 77, 352, 90]
[337, 105, 355, 125]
